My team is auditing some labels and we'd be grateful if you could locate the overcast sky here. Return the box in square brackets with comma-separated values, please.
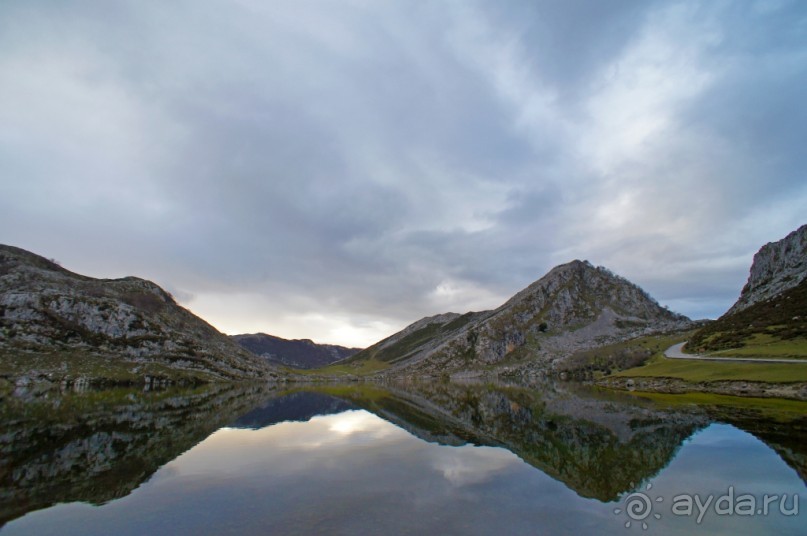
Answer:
[1, 1, 805, 347]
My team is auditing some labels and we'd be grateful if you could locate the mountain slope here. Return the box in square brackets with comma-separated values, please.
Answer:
[0, 244, 274, 384]
[688, 224, 807, 354]
[344, 312, 484, 367]
[232, 332, 360, 369]
[346, 260, 691, 377]
[726, 223, 807, 315]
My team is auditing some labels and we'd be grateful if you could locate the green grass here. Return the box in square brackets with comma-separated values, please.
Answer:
[342, 313, 483, 369]
[559, 331, 696, 376]
[441, 312, 477, 333]
[375, 324, 444, 363]
[342, 323, 444, 365]
[605, 328, 807, 383]
[288, 357, 390, 377]
[705, 334, 807, 359]
[613, 354, 807, 383]
[589, 331, 693, 358]
[688, 279, 807, 352]
[620, 390, 807, 420]
[0, 349, 219, 384]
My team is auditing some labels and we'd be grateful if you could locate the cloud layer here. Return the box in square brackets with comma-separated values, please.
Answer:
[2, 0, 805, 346]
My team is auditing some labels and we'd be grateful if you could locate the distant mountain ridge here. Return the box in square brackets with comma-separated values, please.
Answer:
[229, 391, 357, 428]
[346, 260, 692, 377]
[0, 244, 273, 384]
[232, 333, 360, 369]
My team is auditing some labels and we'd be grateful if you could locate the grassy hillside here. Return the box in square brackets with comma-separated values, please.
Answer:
[290, 356, 390, 377]
[598, 327, 807, 384]
[340, 261, 693, 377]
[345, 312, 479, 366]
[559, 331, 695, 378]
[612, 355, 807, 383]
[687, 279, 807, 357]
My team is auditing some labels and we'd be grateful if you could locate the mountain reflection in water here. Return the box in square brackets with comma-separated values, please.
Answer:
[1, 380, 805, 535]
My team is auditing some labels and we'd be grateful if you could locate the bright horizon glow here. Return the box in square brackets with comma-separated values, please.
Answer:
[1, 1, 805, 348]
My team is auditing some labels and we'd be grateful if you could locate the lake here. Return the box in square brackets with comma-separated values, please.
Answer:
[1, 380, 805, 535]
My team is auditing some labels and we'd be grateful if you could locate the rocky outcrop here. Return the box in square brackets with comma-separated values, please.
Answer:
[232, 333, 360, 369]
[688, 224, 807, 353]
[464, 261, 689, 364]
[727, 223, 807, 315]
[346, 260, 692, 377]
[0, 245, 274, 383]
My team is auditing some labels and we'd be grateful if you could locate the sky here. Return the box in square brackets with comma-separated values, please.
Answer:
[1, 0, 805, 348]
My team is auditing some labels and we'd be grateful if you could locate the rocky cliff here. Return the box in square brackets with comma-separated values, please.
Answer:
[727, 223, 807, 315]
[232, 332, 360, 369]
[0, 244, 274, 384]
[688, 224, 807, 353]
[346, 260, 691, 377]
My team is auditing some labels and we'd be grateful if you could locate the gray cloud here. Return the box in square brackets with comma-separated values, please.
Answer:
[1, 0, 805, 345]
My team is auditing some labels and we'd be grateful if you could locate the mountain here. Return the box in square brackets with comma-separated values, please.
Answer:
[688, 224, 807, 354]
[232, 332, 360, 369]
[0, 244, 274, 385]
[727, 223, 807, 315]
[345, 260, 691, 377]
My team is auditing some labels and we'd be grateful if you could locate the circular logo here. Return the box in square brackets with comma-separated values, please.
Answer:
[614, 482, 663, 530]
[624, 491, 653, 521]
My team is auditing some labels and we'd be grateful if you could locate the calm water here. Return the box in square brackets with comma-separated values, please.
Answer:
[1, 381, 805, 535]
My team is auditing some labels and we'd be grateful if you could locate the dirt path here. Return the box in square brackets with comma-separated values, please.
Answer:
[664, 342, 807, 364]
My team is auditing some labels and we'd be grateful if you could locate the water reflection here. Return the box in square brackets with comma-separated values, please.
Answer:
[230, 391, 357, 429]
[1, 381, 805, 535]
[0, 383, 269, 526]
[334, 382, 709, 501]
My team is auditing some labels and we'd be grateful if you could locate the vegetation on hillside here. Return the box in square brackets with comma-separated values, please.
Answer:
[687, 279, 807, 354]
[0, 244, 271, 383]
[558, 332, 694, 379]
[343, 261, 693, 377]
[290, 356, 390, 377]
[611, 350, 807, 383]
[345, 312, 478, 366]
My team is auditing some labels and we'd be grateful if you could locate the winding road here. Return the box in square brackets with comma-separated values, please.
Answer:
[664, 342, 807, 364]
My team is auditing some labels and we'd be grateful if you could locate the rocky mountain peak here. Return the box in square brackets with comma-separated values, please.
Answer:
[500, 259, 678, 327]
[347, 260, 691, 377]
[727, 223, 807, 315]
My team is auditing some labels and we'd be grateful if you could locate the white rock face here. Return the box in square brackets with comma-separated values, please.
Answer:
[0, 244, 272, 381]
[727, 224, 807, 315]
[46, 296, 150, 339]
